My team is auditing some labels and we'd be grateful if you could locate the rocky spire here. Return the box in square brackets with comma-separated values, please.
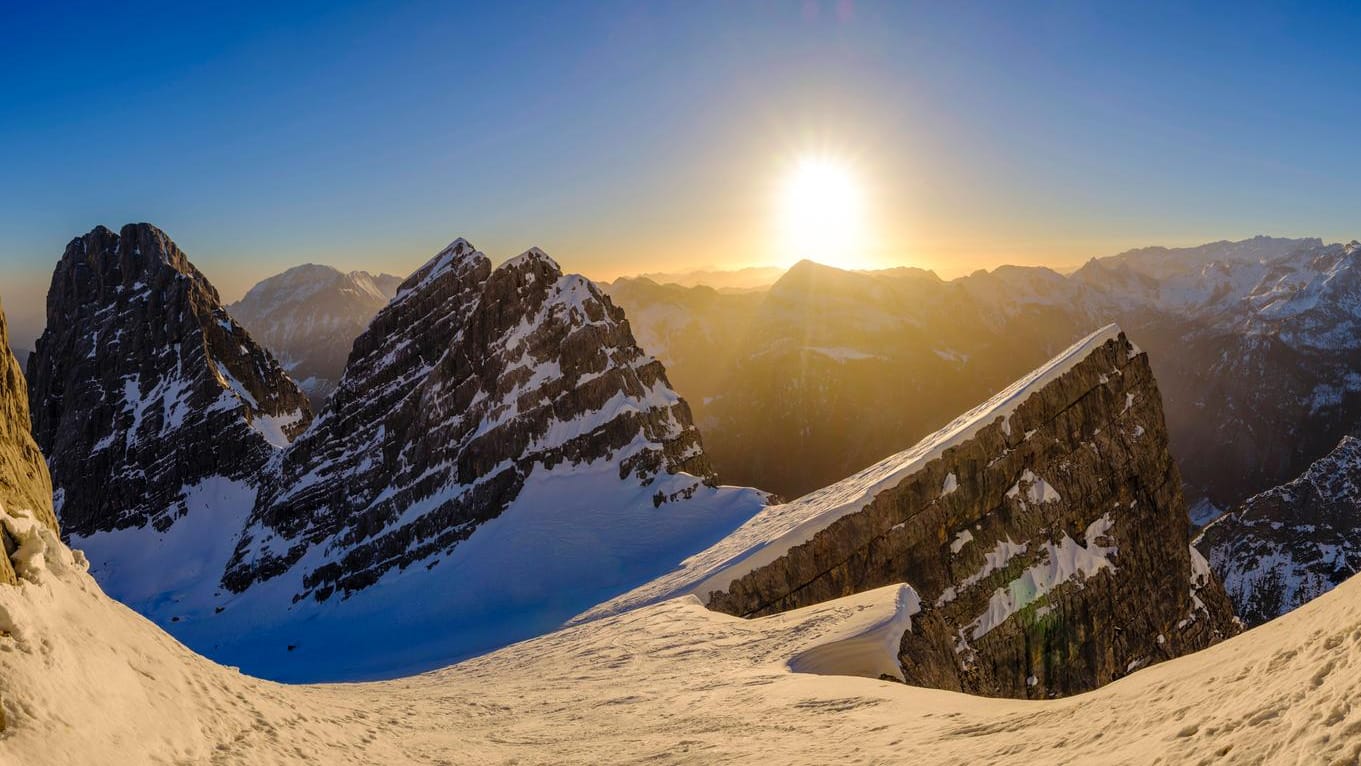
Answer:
[26, 223, 312, 537]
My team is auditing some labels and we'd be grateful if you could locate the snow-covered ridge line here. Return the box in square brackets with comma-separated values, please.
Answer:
[786, 584, 921, 682]
[580, 323, 1124, 620]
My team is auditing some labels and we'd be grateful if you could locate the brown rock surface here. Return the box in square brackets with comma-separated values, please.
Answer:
[0, 299, 56, 585]
[704, 330, 1239, 698]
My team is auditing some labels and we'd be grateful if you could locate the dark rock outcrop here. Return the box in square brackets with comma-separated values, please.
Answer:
[700, 327, 1239, 698]
[26, 224, 312, 537]
[1196, 435, 1361, 627]
[225, 240, 717, 602]
[229, 264, 403, 408]
[0, 299, 56, 585]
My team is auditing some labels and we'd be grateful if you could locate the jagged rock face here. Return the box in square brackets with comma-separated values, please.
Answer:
[26, 224, 312, 537]
[0, 301, 56, 585]
[225, 240, 716, 602]
[229, 264, 402, 407]
[702, 331, 1239, 698]
[1196, 436, 1361, 627]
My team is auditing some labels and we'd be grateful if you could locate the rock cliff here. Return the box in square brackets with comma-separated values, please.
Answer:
[595, 326, 1239, 698]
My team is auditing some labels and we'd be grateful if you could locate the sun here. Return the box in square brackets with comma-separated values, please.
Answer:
[778, 155, 867, 267]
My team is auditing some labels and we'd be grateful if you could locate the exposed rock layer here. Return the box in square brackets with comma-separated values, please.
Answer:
[0, 300, 56, 585]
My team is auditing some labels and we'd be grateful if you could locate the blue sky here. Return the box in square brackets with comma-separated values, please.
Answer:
[5, 1, 1361, 341]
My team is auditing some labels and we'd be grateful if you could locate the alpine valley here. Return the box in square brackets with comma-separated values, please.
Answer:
[4, 223, 1361, 764]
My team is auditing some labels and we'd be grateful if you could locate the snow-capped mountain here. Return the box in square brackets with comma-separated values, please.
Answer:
[1075, 237, 1361, 518]
[228, 240, 731, 601]
[26, 224, 313, 541]
[0, 299, 56, 585]
[1196, 435, 1361, 627]
[590, 325, 1238, 697]
[229, 264, 402, 407]
[24, 229, 764, 681]
[187, 240, 765, 680]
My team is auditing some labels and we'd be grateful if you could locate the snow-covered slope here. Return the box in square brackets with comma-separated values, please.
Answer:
[229, 264, 402, 406]
[3, 501, 1360, 765]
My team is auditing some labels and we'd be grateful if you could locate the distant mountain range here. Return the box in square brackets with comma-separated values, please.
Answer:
[228, 265, 403, 407]
[612, 265, 786, 292]
[609, 236, 1361, 529]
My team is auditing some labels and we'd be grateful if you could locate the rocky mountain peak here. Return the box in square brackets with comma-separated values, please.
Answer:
[501, 246, 561, 274]
[394, 237, 485, 301]
[27, 224, 312, 538]
[224, 239, 720, 606]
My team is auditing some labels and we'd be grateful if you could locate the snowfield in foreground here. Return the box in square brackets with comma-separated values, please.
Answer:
[4, 505, 1361, 764]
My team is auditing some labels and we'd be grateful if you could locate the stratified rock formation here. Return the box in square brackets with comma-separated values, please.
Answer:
[597, 326, 1239, 698]
[0, 299, 56, 585]
[1196, 435, 1361, 627]
[26, 223, 312, 537]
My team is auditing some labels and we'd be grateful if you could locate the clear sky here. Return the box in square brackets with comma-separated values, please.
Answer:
[5, 1, 1361, 343]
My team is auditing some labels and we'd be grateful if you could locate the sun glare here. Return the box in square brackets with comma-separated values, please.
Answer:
[778, 155, 867, 267]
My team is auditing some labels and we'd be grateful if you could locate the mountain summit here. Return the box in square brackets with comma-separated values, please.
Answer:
[196, 239, 764, 680]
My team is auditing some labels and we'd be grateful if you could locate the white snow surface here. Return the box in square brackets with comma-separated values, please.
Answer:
[582, 323, 1123, 619]
[7, 504, 1361, 764]
[158, 458, 767, 682]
